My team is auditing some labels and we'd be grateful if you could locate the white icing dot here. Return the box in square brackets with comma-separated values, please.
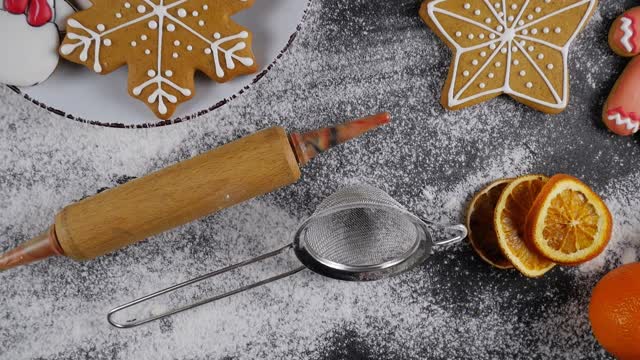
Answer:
[554, 27, 561, 34]
[488, 72, 495, 78]
[474, 9, 481, 15]
[137, 5, 145, 13]
[480, 51, 487, 57]
[165, 70, 173, 77]
[528, 46, 534, 52]
[543, 27, 550, 34]
[518, 20, 524, 26]
[507, 15, 514, 22]
[198, 20, 205, 26]
[472, 59, 479, 65]
[192, 10, 198, 16]
[167, 24, 176, 32]
[103, 39, 112, 46]
[519, 40, 526, 46]
[464, 3, 471, 9]
[204, 48, 212, 54]
[213, 32, 221, 39]
[490, 43, 497, 49]
[511, 4, 517, 10]
[124, 2, 130, 8]
[130, 41, 137, 47]
[479, 82, 486, 89]
[115, 13, 122, 18]
[468, 34, 474, 40]
[494, 2, 500, 8]
[535, 7, 541, 13]
[513, 59, 519, 65]
[531, 28, 538, 35]
[521, 29, 529, 35]
[145, 49, 151, 55]
[500, 47, 507, 54]
[537, 53, 544, 60]
[174, 40, 181, 46]
[512, 46, 518, 52]
[187, 45, 193, 51]
[489, 33, 496, 39]
[456, 31, 462, 37]
[495, 61, 502, 67]
[147, 69, 155, 77]
[141, 35, 148, 40]
[172, 52, 179, 58]
[547, 64, 554, 70]
[496, 25, 504, 31]
[545, 0, 551, 3]
[479, 33, 485, 39]
[526, 82, 533, 88]
[527, 14, 534, 20]
[148, 20, 158, 29]
[202, 4, 208, 10]
[97, 24, 105, 31]
[463, 70, 470, 77]
[178, 8, 187, 17]
[519, 70, 526, 76]
[485, 17, 492, 24]
[498, 12, 504, 17]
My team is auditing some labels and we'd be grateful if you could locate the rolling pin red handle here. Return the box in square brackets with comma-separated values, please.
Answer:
[0, 226, 63, 271]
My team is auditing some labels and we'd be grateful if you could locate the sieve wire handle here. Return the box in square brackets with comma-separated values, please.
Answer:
[107, 244, 304, 329]
[423, 222, 468, 246]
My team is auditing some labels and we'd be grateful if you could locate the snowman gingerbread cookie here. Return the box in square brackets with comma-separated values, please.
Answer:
[603, 7, 640, 136]
[59, 0, 258, 120]
[419, 0, 598, 113]
[0, 0, 76, 86]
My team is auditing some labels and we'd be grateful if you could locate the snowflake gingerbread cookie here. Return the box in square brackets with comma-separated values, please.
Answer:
[419, 0, 598, 114]
[59, 0, 258, 119]
[0, 0, 75, 86]
[603, 7, 640, 136]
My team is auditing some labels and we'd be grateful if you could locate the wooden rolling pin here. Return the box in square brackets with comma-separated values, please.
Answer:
[0, 113, 390, 270]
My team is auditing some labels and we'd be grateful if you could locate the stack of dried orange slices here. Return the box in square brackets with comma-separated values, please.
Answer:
[466, 174, 613, 277]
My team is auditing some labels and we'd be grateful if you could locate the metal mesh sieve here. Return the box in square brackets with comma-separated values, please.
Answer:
[108, 185, 467, 328]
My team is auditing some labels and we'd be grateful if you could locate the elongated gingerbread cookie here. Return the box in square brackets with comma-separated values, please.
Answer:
[59, 0, 258, 120]
[419, 0, 598, 114]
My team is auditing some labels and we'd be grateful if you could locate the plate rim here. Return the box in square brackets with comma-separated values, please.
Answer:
[6, 0, 312, 129]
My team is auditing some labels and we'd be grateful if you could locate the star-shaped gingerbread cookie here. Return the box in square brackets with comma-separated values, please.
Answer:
[60, 0, 257, 119]
[420, 0, 598, 113]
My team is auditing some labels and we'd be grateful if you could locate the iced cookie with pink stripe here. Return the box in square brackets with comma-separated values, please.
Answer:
[609, 7, 640, 57]
[603, 56, 640, 136]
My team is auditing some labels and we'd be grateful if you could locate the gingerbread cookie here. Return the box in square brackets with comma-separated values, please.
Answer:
[59, 0, 258, 119]
[603, 7, 640, 137]
[0, 0, 76, 86]
[419, 0, 598, 114]
[609, 7, 640, 58]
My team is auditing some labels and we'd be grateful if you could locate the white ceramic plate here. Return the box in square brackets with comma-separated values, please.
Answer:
[11, 0, 309, 127]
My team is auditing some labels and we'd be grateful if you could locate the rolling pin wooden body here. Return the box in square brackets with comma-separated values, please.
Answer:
[0, 112, 390, 270]
[56, 127, 300, 260]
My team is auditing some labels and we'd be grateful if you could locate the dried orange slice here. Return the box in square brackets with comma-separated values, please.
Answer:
[525, 174, 612, 264]
[494, 175, 555, 277]
[466, 179, 513, 269]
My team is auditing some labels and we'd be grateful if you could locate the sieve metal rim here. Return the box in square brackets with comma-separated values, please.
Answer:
[292, 202, 432, 281]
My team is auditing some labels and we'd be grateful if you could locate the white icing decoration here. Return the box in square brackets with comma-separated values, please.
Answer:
[513, 59, 519, 65]
[485, 18, 492, 24]
[474, 9, 481, 16]
[607, 111, 640, 133]
[456, 31, 462, 37]
[145, 49, 151, 54]
[116, 13, 122, 18]
[147, 69, 156, 76]
[527, 14, 534, 20]
[480, 51, 487, 57]
[0, 13, 60, 86]
[535, 7, 541, 13]
[192, 10, 198, 16]
[495, 61, 501, 67]
[519, 70, 526, 76]
[202, 4, 208, 10]
[472, 59, 479, 65]
[165, 70, 173, 76]
[537, 53, 544, 60]
[464, 3, 471, 9]
[488, 72, 495, 78]
[468, 34, 474, 39]
[507, 15, 514, 22]
[137, 5, 146, 13]
[543, 27, 550, 34]
[511, 4, 517, 10]
[463, 70, 470, 76]
[522, 29, 528, 35]
[131, 41, 137, 46]
[479, 82, 486, 88]
[531, 28, 538, 35]
[526, 82, 533, 88]
[141, 35, 148, 40]
[61, 0, 254, 115]
[97, 24, 106, 31]
[174, 40, 180, 46]
[178, 8, 187, 17]
[500, 47, 507, 54]
[198, 20, 205, 26]
[103, 39, 112, 46]
[554, 27, 561, 33]
[620, 16, 635, 53]
[547, 63, 553, 69]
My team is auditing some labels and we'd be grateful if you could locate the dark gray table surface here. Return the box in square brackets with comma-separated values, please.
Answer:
[1, 0, 639, 359]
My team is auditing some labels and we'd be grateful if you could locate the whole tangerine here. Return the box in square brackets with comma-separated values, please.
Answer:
[589, 262, 640, 359]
